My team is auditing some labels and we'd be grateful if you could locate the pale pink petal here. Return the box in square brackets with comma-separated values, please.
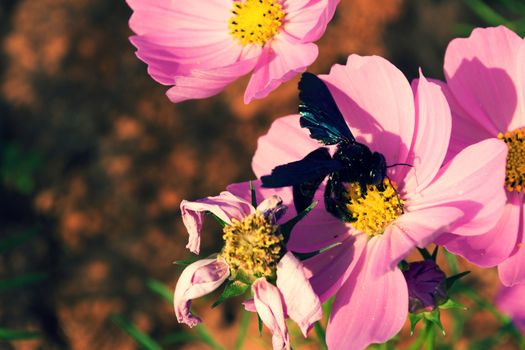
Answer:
[496, 284, 525, 332]
[403, 73, 452, 194]
[407, 138, 507, 237]
[174, 258, 230, 327]
[252, 278, 291, 350]
[167, 56, 259, 103]
[518, 41, 525, 128]
[366, 206, 464, 277]
[242, 299, 256, 313]
[252, 115, 321, 178]
[326, 249, 408, 350]
[180, 192, 254, 254]
[283, 0, 339, 42]
[286, 191, 350, 252]
[226, 180, 296, 224]
[244, 38, 318, 103]
[437, 191, 521, 267]
[276, 252, 322, 336]
[444, 26, 524, 132]
[322, 55, 415, 169]
[499, 201, 525, 286]
[303, 233, 367, 302]
[431, 79, 493, 162]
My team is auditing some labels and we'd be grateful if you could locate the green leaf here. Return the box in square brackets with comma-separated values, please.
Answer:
[314, 322, 328, 350]
[465, 0, 510, 26]
[423, 309, 446, 336]
[280, 201, 317, 240]
[0, 272, 47, 292]
[250, 181, 257, 208]
[235, 311, 251, 350]
[111, 315, 163, 350]
[160, 332, 198, 345]
[0, 228, 39, 253]
[208, 212, 228, 227]
[439, 298, 467, 310]
[195, 325, 225, 350]
[212, 280, 249, 308]
[409, 313, 425, 336]
[146, 279, 173, 304]
[446, 271, 470, 289]
[0, 328, 40, 341]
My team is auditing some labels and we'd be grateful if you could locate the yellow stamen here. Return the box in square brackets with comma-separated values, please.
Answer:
[220, 211, 283, 278]
[498, 128, 525, 192]
[228, 0, 285, 46]
[345, 180, 404, 237]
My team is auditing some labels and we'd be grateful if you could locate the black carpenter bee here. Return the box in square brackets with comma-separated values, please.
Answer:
[261, 72, 401, 222]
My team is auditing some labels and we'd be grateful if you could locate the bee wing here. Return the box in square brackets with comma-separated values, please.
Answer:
[298, 72, 354, 145]
[261, 147, 342, 188]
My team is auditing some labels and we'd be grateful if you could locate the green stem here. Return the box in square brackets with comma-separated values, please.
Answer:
[314, 322, 328, 350]
[408, 328, 426, 350]
[424, 321, 436, 350]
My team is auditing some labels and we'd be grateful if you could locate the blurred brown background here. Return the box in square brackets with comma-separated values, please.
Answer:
[0, 0, 517, 349]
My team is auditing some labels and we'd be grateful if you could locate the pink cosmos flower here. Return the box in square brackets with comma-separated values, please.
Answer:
[433, 26, 525, 287]
[235, 55, 507, 350]
[127, 0, 339, 104]
[496, 283, 525, 333]
[175, 189, 321, 349]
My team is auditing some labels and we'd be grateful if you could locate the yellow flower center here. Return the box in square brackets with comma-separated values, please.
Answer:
[345, 180, 404, 236]
[221, 211, 283, 278]
[498, 129, 525, 192]
[228, 0, 285, 46]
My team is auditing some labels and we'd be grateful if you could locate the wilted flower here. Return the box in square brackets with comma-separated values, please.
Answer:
[245, 55, 507, 349]
[127, 0, 339, 104]
[175, 189, 321, 349]
[434, 26, 525, 287]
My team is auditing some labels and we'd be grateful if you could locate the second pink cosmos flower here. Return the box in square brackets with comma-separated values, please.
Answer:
[238, 55, 508, 350]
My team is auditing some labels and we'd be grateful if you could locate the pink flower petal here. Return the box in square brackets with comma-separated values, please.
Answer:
[173, 258, 230, 327]
[322, 55, 415, 168]
[276, 252, 322, 336]
[403, 72, 452, 194]
[431, 79, 493, 162]
[303, 233, 368, 302]
[226, 180, 296, 224]
[252, 115, 321, 178]
[283, 0, 339, 42]
[407, 138, 507, 237]
[437, 191, 521, 267]
[252, 278, 291, 350]
[496, 283, 525, 332]
[444, 26, 524, 133]
[499, 201, 525, 286]
[244, 37, 318, 103]
[180, 192, 254, 254]
[367, 206, 464, 277]
[286, 191, 350, 252]
[326, 248, 408, 350]
[166, 56, 259, 103]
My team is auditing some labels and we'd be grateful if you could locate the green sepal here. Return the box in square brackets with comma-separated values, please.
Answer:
[258, 314, 263, 336]
[173, 257, 200, 266]
[212, 280, 250, 308]
[207, 211, 228, 227]
[250, 180, 257, 208]
[431, 245, 439, 261]
[233, 269, 256, 285]
[409, 313, 425, 336]
[446, 271, 470, 289]
[398, 260, 409, 271]
[424, 309, 446, 335]
[439, 298, 467, 310]
[280, 201, 317, 241]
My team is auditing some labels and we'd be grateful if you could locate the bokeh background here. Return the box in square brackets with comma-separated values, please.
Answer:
[0, 0, 524, 349]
